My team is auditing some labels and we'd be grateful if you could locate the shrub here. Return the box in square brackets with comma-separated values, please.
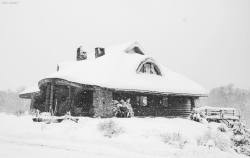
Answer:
[214, 134, 231, 151]
[197, 129, 230, 151]
[161, 132, 188, 149]
[231, 122, 250, 156]
[111, 100, 134, 118]
[217, 124, 228, 133]
[98, 120, 124, 138]
[14, 109, 26, 116]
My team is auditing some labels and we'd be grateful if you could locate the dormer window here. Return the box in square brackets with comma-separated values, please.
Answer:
[132, 46, 144, 55]
[139, 62, 161, 75]
[137, 58, 162, 76]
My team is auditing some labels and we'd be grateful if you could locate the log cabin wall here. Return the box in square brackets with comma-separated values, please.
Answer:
[112, 91, 195, 117]
[167, 96, 192, 117]
[132, 95, 163, 116]
[112, 91, 163, 116]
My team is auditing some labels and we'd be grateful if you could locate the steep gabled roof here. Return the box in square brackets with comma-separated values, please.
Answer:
[38, 42, 207, 96]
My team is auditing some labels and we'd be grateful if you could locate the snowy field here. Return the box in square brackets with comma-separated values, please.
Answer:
[0, 113, 247, 158]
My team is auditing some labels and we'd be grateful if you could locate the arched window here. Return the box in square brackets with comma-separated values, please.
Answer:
[137, 61, 162, 76]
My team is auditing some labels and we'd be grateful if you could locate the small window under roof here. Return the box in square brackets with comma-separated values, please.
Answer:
[137, 59, 162, 76]
[132, 46, 144, 55]
[125, 42, 145, 55]
[125, 46, 144, 55]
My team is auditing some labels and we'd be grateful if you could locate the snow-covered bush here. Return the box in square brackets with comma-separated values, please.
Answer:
[160, 132, 188, 149]
[217, 123, 228, 133]
[98, 120, 124, 138]
[190, 111, 207, 124]
[231, 123, 250, 156]
[111, 100, 134, 118]
[214, 133, 231, 151]
[14, 109, 26, 116]
[197, 129, 231, 151]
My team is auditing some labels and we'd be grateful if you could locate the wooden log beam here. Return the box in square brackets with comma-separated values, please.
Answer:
[68, 86, 72, 113]
[45, 83, 50, 112]
[49, 81, 54, 115]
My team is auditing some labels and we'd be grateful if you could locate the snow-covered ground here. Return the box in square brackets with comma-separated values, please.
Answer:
[0, 113, 247, 158]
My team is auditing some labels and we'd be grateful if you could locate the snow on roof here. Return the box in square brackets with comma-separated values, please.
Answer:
[36, 41, 207, 96]
[106, 41, 145, 55]
[19, 84, 40, 98]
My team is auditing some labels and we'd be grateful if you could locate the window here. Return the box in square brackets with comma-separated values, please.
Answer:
[138, 62, 161, 75]
[162, 97, 168, 107]
[132, 46, 144, 55]
[136, 96, 148, 106]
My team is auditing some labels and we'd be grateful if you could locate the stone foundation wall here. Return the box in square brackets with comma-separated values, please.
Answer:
[92, 87, 113, 117]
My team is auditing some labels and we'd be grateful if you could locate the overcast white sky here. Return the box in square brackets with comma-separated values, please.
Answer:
[0, 0, 249, 91]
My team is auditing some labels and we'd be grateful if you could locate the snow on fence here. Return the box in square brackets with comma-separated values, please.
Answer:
[195, 106, 240, 121]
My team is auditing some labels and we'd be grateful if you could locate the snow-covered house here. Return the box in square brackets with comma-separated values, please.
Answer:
[19, 42, 207, 118]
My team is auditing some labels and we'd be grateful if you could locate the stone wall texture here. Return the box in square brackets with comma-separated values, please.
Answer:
[92, 87, 113, 117]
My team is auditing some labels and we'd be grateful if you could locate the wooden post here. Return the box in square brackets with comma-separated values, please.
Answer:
[54, 99, 58, 115]
[191, 98, 195, 111]
[49, 81, 54, 115]
[45, 83, 51, 112]
[68, 86, 72, 114]
[30, 94, 35, 111]
[68, 86, 71, 101]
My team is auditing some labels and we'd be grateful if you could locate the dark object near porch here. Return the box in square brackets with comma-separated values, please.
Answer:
[32, 117, 64, 123]
[77, 46, 87, 60]
[32, 116, 79, 123]
[116, 107, 130, 118]
[95, 47, 105, 58]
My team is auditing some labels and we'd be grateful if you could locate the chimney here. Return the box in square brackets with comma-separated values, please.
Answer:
[76, 46, 87, 61]
[95, 47, 105, 58]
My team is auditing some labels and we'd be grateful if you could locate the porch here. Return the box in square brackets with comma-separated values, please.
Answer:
[35, 78, 96, 117]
